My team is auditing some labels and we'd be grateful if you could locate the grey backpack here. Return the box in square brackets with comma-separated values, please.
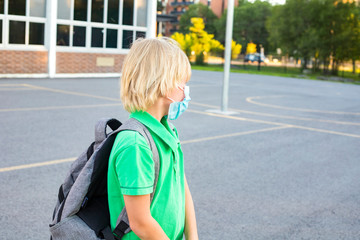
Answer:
[49, 118, 160, 240]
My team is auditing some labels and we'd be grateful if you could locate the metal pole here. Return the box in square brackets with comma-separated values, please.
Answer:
[221, 0, 234, 112]
[47, 0, 57, 78]
[147, 0, 157, 38]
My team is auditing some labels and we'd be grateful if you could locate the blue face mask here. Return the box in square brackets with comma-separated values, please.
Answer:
[167, 86, 191, 120]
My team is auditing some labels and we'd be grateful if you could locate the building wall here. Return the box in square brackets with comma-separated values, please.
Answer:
[56, 52, 125, 74]
[0, 50, 48, 74]
[0, 0, 156, 77]
[164, 0, 196, 36]
[201, 0, 239, 18]
[162, 0, 239, 36]
[0, 50, 126, 75]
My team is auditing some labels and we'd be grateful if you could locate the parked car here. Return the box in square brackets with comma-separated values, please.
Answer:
[244, 53, 265, 63]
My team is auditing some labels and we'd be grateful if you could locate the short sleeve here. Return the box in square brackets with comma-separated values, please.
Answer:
[114, 131, 154, 196]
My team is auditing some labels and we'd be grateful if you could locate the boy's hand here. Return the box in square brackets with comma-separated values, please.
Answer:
[184, 175, 199, 240]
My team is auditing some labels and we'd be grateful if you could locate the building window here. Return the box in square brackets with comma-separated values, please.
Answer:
[0, 0, 4, 14]
[9, 21, 25, 44]
[107, 0, 119, 24]
[9, 0, 26, 16]
[30, 0, 46, 18]
[136, 31, 145, 40]
[91, 0, 104, 23]
[91, 27, 103, 47]
[55, 0, 147, 50]
[0, 1, 3, 44]
[136, 0, 147, 27]
[106, 29, 117, 48]
[73, 26, 86, 47]
[57, 24, 70, 46]
[74, 0, 88, 21]
[123, 0, 134, 26]
[29, 22, 44, 45]
[122, 30, 133, 49]
[6, 0, 46, 46]
[0, 20, 2, 44]
[1, 0, 147, 49]
[58, 0, 71, 20]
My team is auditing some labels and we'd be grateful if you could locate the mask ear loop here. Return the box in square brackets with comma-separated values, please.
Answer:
[167, 97, 175, 102]
[167, 85, 186, 103]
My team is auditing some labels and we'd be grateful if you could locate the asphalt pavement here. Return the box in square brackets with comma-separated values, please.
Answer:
[0, 70, 359, 239]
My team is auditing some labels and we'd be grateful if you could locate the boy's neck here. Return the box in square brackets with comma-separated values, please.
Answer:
[146, 97, 170, 122]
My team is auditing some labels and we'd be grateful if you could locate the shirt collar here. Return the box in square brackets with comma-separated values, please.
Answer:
[130, 111, 179, 152]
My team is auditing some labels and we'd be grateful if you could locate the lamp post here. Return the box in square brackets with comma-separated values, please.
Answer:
[221, 0, 235, 113]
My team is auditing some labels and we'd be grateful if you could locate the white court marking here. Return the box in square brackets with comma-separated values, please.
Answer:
[1, 84, 359, 173]
[191, 102, 360, 126]
[0, 126, 290, 173]
[0, 84, 36, 91]
[0, 158, 76, 173]
[0, 84, 27, 87]
[188, 108, 360, 138]
[181, 125, 291, 144]
[1, 83, 358, 132]
[0, 87, 36, 91]
[0, 103, 122, 112]
[23, 84, 121, 102]
[246, 95, 360, 115]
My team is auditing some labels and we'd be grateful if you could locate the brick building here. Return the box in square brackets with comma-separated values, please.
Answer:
[157, 0, 197, 36]
[199, 0, 239, 18]
[158, 0, 237, 37]
[0, 0, 157, 78]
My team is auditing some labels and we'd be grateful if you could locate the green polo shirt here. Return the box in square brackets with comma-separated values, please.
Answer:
[107, 111, 185, 240]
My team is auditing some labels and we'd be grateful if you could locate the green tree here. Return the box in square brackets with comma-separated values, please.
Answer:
[179, 3, 218, 35]
[304, 0, 360, 74]
[348, 5, 360, 74]
[268, 0, 360, 75]
[332, 2, 360, 74]
[215, 0, 272, 54]
[267, 0, 316, 70]
[172, 18, 224, 65]
[266, 5, 282, 53]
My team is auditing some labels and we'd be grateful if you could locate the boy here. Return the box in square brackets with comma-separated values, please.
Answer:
[107, 37, 198, 240]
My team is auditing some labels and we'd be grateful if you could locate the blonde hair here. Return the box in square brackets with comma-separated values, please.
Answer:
[120, 37, 191, 113]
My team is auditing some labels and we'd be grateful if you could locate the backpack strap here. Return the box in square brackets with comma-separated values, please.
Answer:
[111, 118, 160, 239]
[95, 118, 122, 145]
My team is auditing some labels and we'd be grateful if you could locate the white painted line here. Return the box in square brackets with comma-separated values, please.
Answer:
[246, 96, 360, 115]
[0, 126, 290, 173]
[23, 84, 121, 102]
[187, 109, 286, 126]
[232, 108, 360, 126]
[0, 88, 36, 91]
[187, 106, 360, 138]
[0, 158, 76, 173]
[289, 125, 360, 138]
[0, 103, 122, 112]
[182, 125, 291, 145]
[190, 101, 360, 126]
[0, 84, 28, 87]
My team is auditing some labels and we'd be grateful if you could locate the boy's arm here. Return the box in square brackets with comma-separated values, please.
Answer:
[123, 194, 169, 240]
[184, 175, 199, 240]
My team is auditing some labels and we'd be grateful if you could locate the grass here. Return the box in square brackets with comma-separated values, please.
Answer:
[191, 63, 360, 85]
